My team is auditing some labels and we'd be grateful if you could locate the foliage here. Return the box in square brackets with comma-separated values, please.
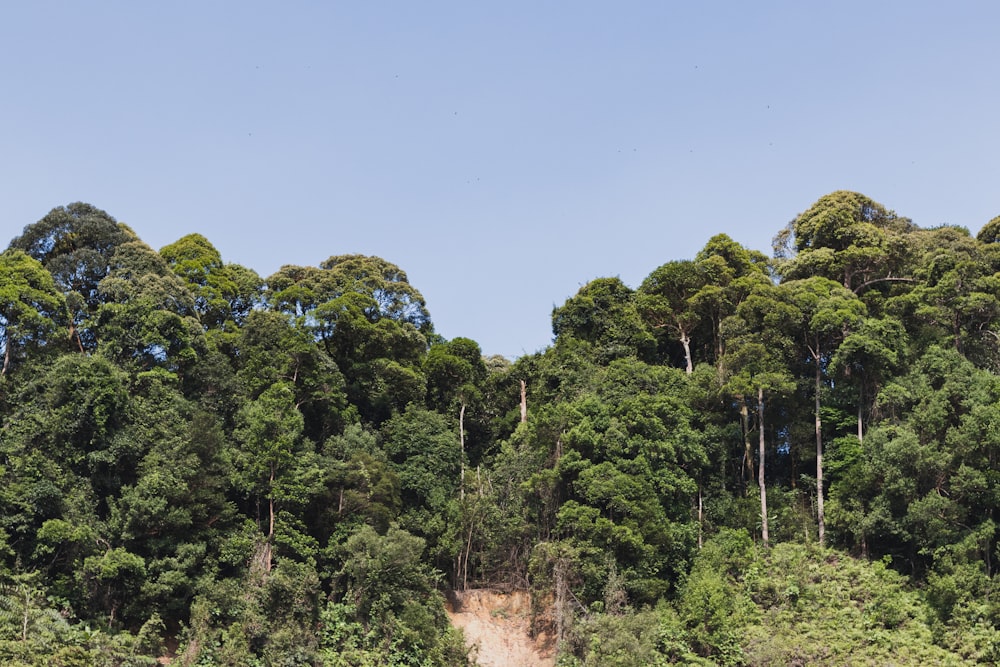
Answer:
[6, 194, 1000, 664]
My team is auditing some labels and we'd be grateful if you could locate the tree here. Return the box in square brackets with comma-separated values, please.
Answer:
[897, 226, 1000, 363]
[830, 316, 907, 441]
[233, 382, 314, 573]
[425, 337, 490, 495]
[0, 250, 66, 375]
[94, 240, 205, 376]
[9, 203, 133, 351]
[720, 283, 797, 546]
[266, 256, 432, 424]
[552, 277, 655, 362]
[235, 310, 349, 441]
[160, 233, 263, 330]
[775, 191, 916, 296]
[319, 254, 432, 332]
[690, 235, 771, 368]
[638, 260, 706, 374]
[785, 277, 866, 545]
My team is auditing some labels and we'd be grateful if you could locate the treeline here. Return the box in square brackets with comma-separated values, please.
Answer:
[1, 192, 1000, 664]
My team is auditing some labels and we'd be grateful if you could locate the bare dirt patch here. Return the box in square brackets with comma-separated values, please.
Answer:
[446, 590, 555, 667]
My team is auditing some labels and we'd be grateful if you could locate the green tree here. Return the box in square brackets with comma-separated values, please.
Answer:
[775, 191, 916, 297]
[552, 277, 655, 362]
[159, 233, 263, 330]
[638, 260, 706, 374]
[0, 250, 66, 376]
[233, 382, 316, 573]
[720, 283, 797, 546]
[9, 203, 133, 351]
[785, 277, 866, 545]
[690, 234, 771, 368]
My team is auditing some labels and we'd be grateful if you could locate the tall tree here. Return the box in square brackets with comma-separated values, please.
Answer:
[232, 382, 310, 573]
[721, 283, 797, 546]
[638, 260, 707, 373]
[690, 234, 772, 368]
[786, 277, 866, 545]
[775, 191, 917, 297]
[9, 203, 133, 351]
[159, 233, 264, 330]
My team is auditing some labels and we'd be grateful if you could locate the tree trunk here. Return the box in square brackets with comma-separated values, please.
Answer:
[459, 402, 466, 500]
[758, 387, 769, 547]
[267, 465, 275, 573]
[520, 379, 528, 423]
[681, 331, 693, 375]
[857, 392, 864, 443]
[815, 361, 825, 547]
[69, 323, 85, 354]
[697, 485, 703, 549]
[739, 398, 753, 490]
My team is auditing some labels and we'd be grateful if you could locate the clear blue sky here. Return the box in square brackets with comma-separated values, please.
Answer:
[3, 2, 999, 358]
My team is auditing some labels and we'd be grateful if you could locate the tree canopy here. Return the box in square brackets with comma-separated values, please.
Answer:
[3, 194, 1000, 665]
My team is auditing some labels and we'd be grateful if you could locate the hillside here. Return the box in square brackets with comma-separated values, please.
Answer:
[2, 194, 1000, 664]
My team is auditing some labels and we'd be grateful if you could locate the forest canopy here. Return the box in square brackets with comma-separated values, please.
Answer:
[2, 193, 1000, 665]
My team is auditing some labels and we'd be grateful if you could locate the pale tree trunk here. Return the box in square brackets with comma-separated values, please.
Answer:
[459, 402, 466, 500]
[463, 521, 474, 590]
[2, 342, 9, 376]
[758, 387, 769, 547]
[739, 397, 753, 489]
[680, 331, 693, 375]
[857, 398, 864, 443]
[815, 361, 826, 547]
[697, 485, 703, 549]
[520, 380, 528, 423]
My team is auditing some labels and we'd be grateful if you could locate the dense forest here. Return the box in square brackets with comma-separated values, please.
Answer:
[3, 192, 1000, 665]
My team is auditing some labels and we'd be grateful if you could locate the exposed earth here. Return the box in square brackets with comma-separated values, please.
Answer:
[446, 590, 555, 667]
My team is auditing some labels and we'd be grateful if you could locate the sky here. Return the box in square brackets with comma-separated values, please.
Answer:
[2, 2, 1000, 358]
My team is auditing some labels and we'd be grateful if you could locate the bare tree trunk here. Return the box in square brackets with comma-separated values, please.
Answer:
[815, 362, 825, 547]
[459, 402, 466, 500]
[681, 331, 693, 375]
[758, 387, 769, 547]
[697, 485, 703, 549]
[858, 397, 864, 443]
[520, 379, 528, 423]
[739, 398, 753, 490]
[2, 342, 9, 376]
[463, 522, 474, 590]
